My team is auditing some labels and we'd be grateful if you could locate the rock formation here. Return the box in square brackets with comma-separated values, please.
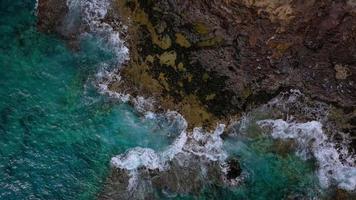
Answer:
[37, 0, 356, 148]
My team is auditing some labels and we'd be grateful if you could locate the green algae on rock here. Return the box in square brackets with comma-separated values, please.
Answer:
[101, 0, 356, 136]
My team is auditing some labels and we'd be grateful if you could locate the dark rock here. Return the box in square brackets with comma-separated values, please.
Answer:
[226, 157, 241, 180]
[38, 0, 356, 147]
[37, 0, 356, 134]
[37, 0, 68, 35]
[98, 153, 230, 200]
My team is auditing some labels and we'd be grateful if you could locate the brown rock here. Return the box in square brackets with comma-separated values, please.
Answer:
[37, 0, 356, 135]
[37, 0, 68, 35]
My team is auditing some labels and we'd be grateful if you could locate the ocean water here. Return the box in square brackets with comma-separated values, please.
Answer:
[0, 0, 354, 200]
[0, 1, 175, 199]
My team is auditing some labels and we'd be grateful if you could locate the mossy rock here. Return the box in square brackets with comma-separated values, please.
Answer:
[175, 33, 191, 48]
[159, 51, 177, 68]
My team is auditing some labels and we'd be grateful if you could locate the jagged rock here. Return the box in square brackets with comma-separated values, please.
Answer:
[106, 0, 356, 129]
[37, 0, 356, 146]
[37, 0, 356, 131]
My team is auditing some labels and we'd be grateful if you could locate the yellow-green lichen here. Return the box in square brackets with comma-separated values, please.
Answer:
[134, 9, 172, 49]
[179, 95, 216, 128]
[175, 33, 191, 48]
[122, 63, 163, 95]
[177, 62, 186, 71]
[197, 36, 224, 47]
[241, 86, 252, 99]
[159, 51, 177, 68]
[158, 73, 170, 91]
[187, 73, 193, 82]
[194, 22, 209, 35]
[145, 55, 155, 63]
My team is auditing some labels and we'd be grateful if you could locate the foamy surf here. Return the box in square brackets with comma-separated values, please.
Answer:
[110, 112, 233, 194]
[258, 119, 356, 191]
[64, 0, 138, 111]
[59, 0, 356, 197]
[65, 0, 129, 63]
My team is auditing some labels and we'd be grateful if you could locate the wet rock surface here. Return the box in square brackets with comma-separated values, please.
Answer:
[96, 119, 242, 199]
[100, 156, 231, 199]
[99, 153, 243, 200]
[37, 0, 68, 35]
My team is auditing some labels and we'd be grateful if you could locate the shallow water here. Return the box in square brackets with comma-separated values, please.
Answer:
[0, 1, 352, 200]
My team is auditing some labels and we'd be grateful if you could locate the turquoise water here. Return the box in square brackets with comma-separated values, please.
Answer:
[0, 1, 175, 199]
[170, 121, 322, 200]
[224, 137, 320, 199]
[0, 1, 327, 200]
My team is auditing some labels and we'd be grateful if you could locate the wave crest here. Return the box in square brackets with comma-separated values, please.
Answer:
[258, 119, 356, 191]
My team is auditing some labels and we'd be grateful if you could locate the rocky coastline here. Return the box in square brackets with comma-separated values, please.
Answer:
[110, 0, 356, 132]
[37, 0, 356, 198]
[38, 0, 356, 133]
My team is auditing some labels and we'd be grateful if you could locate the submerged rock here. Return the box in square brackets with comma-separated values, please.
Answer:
[37, 0, 68, 35]
[98, 123, 242, 199]
[226, 157, 242, 180]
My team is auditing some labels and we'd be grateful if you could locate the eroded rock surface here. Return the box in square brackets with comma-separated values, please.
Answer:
[101, 0, 356, 130]
[37, 0, 356, 145]
[37, 0, 356, 132]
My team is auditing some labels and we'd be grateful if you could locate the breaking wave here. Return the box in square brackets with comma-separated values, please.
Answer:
[258, 119, 356, 191]
[110, 111, 231, 193]
[58, 0, 356, 197]
[65, 0, 129, 63]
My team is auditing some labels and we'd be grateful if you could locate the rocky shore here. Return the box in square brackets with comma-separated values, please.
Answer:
[37, 0, 356, 198]
[38, 0, 356, 132]
[113, 0, 356, 130]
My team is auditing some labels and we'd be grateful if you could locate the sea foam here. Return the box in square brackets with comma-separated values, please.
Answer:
[62, 0, 356, 195]
[110, 111, 229, 192]
[65, 0, 135, 106]
[66, 0, 129, 63]
[258, 119, 356, 191]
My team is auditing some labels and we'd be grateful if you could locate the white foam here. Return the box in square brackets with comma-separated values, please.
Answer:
[110, 118, 228, 191]
[144, 112, 156, 120]
[95, 66, 131, 102]
[66, 0, 129, 63]
[133, 96, 155, 114]
[185, 124, 227, 162]
[258, 119, 356, 191]
[81, 0, 129, 63]
[34, 0, 39, 15]
[65, 0, 232, 193]
[111, 147, 163, 171]
[265, 89, 330, 122]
